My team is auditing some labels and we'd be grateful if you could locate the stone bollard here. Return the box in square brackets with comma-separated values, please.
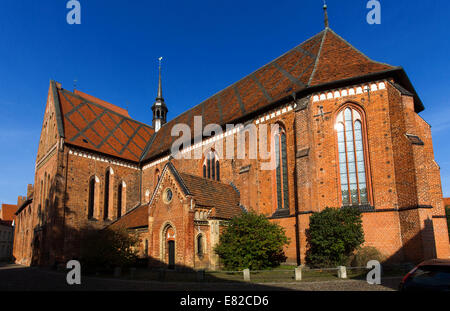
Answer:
[243, 269, 251, 281]
[295, 266, 302, 281]
[196, 270, 205, 282]
[129, 267, 136, 279]
[337, 266, 347, 279]
[114, 267, 122, 278]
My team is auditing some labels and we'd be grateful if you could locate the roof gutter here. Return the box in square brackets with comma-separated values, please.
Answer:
[15, 198, 33, 215]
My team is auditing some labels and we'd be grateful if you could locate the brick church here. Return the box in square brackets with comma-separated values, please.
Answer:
[13, 12, 450, 269]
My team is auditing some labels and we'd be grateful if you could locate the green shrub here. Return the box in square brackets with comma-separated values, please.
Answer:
[214, 212, 290, 270]
[306, 207, 364, 268]
[348, 246, 385, 267]
[80, 226, 139, 273]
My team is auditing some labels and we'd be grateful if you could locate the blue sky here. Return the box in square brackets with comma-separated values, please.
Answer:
[0, 0, 449, 204]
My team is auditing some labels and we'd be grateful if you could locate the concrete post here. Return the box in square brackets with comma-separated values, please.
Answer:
[295, 266, 302, 281]
[337, 266, 347, 279]
[243, 269, 250, 281]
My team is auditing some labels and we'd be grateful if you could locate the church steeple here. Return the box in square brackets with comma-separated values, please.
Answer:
[152, 57, 168, 132]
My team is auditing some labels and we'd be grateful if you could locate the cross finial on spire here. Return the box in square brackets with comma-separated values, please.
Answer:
[323, 0, 329, 28]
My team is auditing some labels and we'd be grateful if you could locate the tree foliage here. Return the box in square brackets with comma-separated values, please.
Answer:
[347, 246, 385, 267]
[80, 226, 139, 273]
[306, 207, 364, 268]
[214, 212, 289, 270]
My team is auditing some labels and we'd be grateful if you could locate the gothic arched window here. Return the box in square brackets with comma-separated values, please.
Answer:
[203, 150, 220, 181]
[88, 177, 95, 219]
[154, 169, 160, 188]
[336, 106, 370, 206]
[117, 182, 123, 219]
[274, 125, 289, 210]
[104, 169, 110, 220]
[197, 234, 203, 256]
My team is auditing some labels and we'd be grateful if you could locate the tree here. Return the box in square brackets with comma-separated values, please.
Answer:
[80, 226, 139, 273]
[306, 207, 364, 268]
[214, 212, 289, 270]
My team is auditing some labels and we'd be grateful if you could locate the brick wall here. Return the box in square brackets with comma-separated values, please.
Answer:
[15, 78, 450, 268]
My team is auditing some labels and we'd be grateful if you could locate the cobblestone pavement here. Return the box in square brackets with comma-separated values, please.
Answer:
[0, 264, 400, 291]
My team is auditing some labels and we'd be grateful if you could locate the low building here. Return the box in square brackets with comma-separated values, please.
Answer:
[0, 203, 16, 261]
[0, 204, 16, 222]
[0, 220, 14, 261]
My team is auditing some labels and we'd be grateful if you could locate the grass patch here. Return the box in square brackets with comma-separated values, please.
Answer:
[88, 264, 409, 283]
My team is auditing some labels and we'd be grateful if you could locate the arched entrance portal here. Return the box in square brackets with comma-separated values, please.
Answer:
[161, 223, 176, 269]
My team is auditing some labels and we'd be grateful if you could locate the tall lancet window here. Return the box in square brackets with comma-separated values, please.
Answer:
[336, 106, 370, 206]
[104, 169, 110, 220]
[203, 150, 220, 181]
[274, 125, 289, 210]
[88, 177, 96, 219]
[117, 182, 123, 219]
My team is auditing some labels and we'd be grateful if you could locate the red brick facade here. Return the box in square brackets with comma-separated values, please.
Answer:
[13, 28, 450, 269]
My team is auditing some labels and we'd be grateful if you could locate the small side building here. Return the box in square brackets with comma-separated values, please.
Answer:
[0, 203, 16, 262]
[0, 220, 14, 261]
[109, 162, 242, 270]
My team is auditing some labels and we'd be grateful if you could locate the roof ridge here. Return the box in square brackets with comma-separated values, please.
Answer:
[51, 80, 65, 138]
[308, 28, 329, 86]
[139, 132, 157, 162]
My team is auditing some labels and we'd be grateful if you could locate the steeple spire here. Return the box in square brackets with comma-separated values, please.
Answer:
[323, 0, 329, 28]
[152, 57, 168, 132]
[157, 57, 163, 100]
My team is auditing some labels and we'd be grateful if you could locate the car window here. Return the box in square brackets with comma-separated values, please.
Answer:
[410, 265, 450, 286]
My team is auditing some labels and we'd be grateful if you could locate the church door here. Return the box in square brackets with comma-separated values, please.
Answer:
[168, 240, 175, 269]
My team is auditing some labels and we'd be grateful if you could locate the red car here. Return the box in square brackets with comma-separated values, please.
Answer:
[399, 259, 450, 292]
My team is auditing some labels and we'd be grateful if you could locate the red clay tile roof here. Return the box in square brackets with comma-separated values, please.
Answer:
[0, 204, 16, 221]
[141, 28, 395, 162]
[51, 28, 409, 164]
[74, 90, 130, 117]
[110, 204, 149, 230]
[110, 170, 241, 229]
[308, 30, 392, 86]
[56, 87, 155, 162]
[178, 173, 241, 219]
